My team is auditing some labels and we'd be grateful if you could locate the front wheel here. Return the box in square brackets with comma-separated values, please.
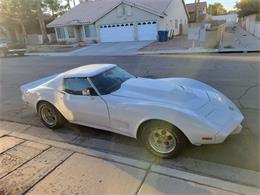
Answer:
[141, 121, 186, 158]
[38, 102, 66, 129]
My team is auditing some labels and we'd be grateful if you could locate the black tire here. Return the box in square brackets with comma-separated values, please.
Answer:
[38, 101, 66, 129]
[140, 121, 186, 158]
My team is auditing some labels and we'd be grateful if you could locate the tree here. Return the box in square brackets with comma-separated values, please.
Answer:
[235, 0, 260, 17]
[207, 3, 227, 16]
[0, 0, 67, 44]
[194, 0, 200, 23]
[34, 0, 49, 44]
[66, 0, 71, 9]
[0, 0, 34, 44]
[43, 0, 68, 17]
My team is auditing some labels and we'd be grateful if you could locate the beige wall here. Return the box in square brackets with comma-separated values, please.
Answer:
[204, 24, 225, 48]
[96, 4, 159, 26]
[95, 3, 159, 41]
[159, 0, 188, 35]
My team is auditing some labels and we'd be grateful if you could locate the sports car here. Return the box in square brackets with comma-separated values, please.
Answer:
[20, 64, 244, 158]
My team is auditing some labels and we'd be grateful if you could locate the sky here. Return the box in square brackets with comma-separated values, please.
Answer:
[185, 0, 237, 11]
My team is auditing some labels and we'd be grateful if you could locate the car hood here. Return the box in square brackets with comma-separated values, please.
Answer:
[111, 78, 211, 110]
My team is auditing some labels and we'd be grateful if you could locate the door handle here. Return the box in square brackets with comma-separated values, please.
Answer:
[58, 90, 66, 95]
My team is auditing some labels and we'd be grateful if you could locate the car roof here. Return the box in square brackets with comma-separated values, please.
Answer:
[60, 64, 117, 78]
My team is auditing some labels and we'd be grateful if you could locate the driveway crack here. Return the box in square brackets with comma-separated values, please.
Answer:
[238, 85, 259, 110]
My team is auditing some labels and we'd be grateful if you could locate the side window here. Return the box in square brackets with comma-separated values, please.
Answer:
[63, 78, 91, 95]
[175, 19, 178, 29]
[67, 26, 75, 38]
[84, 25, 91, 37]
[56, 27, 66, 39]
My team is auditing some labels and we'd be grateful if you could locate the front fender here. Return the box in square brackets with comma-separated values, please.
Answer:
[132, 103, 218, 145]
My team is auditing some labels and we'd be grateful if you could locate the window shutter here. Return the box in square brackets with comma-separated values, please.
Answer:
[117, 6, 123, 17]
[126, 6, 132, 16]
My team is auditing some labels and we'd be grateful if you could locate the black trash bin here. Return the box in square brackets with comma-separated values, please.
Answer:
[158, 31, 169, 42]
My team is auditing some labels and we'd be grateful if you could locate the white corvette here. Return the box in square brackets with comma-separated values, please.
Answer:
[21, 64, 243, 158]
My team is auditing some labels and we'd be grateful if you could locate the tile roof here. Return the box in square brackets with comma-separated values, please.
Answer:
[186, 1, 207, 13]
[47, 0, 173, 27]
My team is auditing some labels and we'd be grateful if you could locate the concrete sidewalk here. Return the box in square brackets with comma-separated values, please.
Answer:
[0, 121, 259, 195]
[222, 24, 260, 51]
[25, 41, 152, 57]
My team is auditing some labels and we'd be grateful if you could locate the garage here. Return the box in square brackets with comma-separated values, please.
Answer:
[100, 23, 134, 42]
[137, 21, 157, 41]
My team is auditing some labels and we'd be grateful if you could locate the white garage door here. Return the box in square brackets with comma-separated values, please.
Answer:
[100, 23, 134, 42]
[138, 21, 157, 41]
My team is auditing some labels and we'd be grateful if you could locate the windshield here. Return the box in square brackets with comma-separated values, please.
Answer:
[90, 66, 134, 95]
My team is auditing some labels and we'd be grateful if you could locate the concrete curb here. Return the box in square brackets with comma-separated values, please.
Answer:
[1, 121, 259, 194]
[25, 52, 139, 57]
[25, 48, 260, 57]
[138, 48, 260, 55]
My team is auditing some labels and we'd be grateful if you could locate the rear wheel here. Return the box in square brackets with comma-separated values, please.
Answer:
[140, 121, 186, 158]
[38, 102, 66, 129]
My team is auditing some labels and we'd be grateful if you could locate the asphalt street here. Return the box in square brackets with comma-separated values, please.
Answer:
[0, 54, 259, 173]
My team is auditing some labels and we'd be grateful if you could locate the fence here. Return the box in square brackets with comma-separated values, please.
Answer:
[188, 23, 225, 48]
[240, 14, 260, 39]
[27, 33, 56, 45]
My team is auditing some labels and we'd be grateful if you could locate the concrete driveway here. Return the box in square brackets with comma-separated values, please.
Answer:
[69, 41, 152, 56]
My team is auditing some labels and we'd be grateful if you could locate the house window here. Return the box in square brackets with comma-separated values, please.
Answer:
[175, 19, 178, 29]
[67, 26, 75, 38]
[84, 25, 91, 37]
[56, 27, 65, 39]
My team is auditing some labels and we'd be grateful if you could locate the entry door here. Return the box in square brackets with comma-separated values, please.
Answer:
[61, 77, 110, 128]
[100, 23, 134, 42]
[137, 21, 157, 41]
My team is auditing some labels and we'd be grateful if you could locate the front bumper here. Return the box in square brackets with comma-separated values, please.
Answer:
[214, 124, 242, 143]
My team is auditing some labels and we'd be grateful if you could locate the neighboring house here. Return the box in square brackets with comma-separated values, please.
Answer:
[186, 1, 207, 22]
[47, 0, 188, 43]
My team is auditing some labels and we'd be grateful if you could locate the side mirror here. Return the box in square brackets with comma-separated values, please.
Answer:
[82, 87, 97, 96]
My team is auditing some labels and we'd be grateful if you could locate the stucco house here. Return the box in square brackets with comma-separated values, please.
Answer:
[186, 1, 207, 22]
[47, 0, 188, 43]
[186, 1, 207, 16]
